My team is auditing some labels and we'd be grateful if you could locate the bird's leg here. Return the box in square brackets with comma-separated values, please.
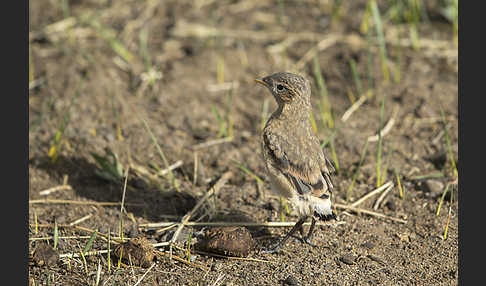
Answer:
[303, 216, 317, 246]
[262, 217, 306, 254]
[296, 216, 317, 246]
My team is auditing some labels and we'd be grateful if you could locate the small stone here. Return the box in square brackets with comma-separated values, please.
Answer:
[55, 215, 67, 224]
[422, 180, 445, 198]
[340, 254, 356, 265]
[283, 275, 299, 286]
[132, 178, 148, 189]
[385, 200, 397, 211]
[360, 241, 375, 249]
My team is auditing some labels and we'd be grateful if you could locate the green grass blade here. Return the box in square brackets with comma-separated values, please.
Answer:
[439, 106, 458, 179]
[142, 118, 179, 191]
[370, 0, 389, 83]
[349, 59, 363, 96]
[436, 184, 450, 216]
[83, 229, 98, 256]
[232, 160, 263, 184]
[211, 105, 226, 138]
[347, 140, 369, 201]
[380, 146, 393, 186]
[410, 172, 444, 181]
[313, 55, 333, 128]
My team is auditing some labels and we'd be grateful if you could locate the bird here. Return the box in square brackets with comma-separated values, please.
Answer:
[255, 72, 337, 254]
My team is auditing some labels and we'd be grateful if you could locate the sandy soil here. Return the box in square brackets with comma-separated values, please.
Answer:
[29, 1, 458, 285]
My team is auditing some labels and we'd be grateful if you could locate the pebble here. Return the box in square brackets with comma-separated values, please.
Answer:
[283, 275, 299, 286]
[385, 200, 397, 211]
[360, 241, 375, 249]
[340, 254, 356, 265]
[423, 180, 445, 197]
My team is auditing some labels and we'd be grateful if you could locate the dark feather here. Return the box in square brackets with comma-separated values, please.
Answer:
[289, 175, 312, 195]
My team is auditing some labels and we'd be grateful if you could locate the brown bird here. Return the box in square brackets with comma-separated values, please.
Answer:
[255, 72, 337, 253]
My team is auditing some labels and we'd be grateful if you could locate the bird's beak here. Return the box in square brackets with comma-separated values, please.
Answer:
[255, 78, 268, 87]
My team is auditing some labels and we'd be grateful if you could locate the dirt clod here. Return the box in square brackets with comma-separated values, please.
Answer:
[32, 243, 59, 267]
[113, 237, 155, 268]
[195, 227, 255, 257]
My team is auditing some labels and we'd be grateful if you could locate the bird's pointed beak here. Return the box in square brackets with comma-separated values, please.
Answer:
[255, 78, 268, 87]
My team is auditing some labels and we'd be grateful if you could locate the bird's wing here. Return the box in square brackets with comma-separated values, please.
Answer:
[263, 132, 334, 198]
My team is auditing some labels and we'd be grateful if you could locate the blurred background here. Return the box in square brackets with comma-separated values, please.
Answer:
[29, 0, 458, 285]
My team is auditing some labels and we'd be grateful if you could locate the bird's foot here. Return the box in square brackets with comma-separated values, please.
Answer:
[261, 242, 283, 254]
[301, 237, 317, 247]
[262, 244, 283, 254]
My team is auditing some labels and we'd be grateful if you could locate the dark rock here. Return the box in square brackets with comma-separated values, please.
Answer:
[422, 180, 445, 197]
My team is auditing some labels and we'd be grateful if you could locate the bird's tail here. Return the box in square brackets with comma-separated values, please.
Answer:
[310, 196, 337, 221]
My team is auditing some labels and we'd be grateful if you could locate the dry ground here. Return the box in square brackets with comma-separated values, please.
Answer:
[29, 0, 458, 285]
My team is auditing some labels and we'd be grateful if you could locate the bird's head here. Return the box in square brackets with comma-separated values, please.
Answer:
[255, 72, 311, 108]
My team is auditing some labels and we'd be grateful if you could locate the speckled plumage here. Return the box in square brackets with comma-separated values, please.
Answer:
[256, 72, 336, 253]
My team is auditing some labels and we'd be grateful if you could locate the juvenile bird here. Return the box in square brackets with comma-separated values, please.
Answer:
[256, 72, 337, 254]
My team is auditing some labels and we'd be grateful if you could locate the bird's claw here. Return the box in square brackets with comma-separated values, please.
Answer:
[301, 237, 317, 247]
[261, 246, 282, 254]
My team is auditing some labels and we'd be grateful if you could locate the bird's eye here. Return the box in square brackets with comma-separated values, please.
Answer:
[276, 84, 285, 91]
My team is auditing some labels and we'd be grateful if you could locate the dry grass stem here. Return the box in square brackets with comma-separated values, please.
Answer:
[156, 250, 208, 271]
[133, 263, 156, 286]
[373, 184, 393, 210]
[130, 161, 183, 182]
[350, 181, 393, 207]
[29, 199, 142, 206]
[334, 203, 406, 223]
[172, 20, 323, 42]
[140, 220, 345, 229]
[293, 34, 343, 71]
[59, 249, 110, 259]
[157, 160, 184, 176]
[368, 106, 399, 142]
[341, 95, 367, 122]
[191, 137, 233, 150]
[68, 214, 93, 226]
[152, 242, 170, 248]
[30, 235, 93, 241]
[120, 165, 130, 214]
[206, 81, 240, 93]
[39, 185, 72, 196]
[31, 224, 125, 245]
[194, 250, 271, 263]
